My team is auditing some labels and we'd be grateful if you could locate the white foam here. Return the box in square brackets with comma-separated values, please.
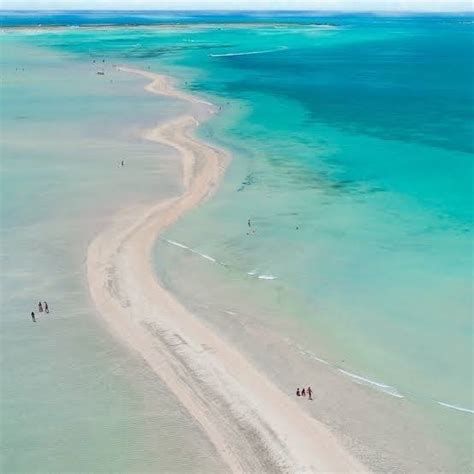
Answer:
[210, 46, 288, 58]
[295, 344, 330, 365]
[437, 402, 474, 414]
[165, 239, 217, 264]
[338, 369, 404, 398]
[310, 24, 339, 30]
[166, 239, 189, 250]
[247, 269, 258, 276]
[197, 252, 216, 263]
[309, 354, 330, 365]
[258, 274, 277, 280]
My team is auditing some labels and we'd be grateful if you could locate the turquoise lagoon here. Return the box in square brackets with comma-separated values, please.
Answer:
[1, 12, 473, 472]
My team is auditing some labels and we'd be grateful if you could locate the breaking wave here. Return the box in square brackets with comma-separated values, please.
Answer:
[165, 239, 218, 264]
[437, 402, 474, 414]
[165, 240, 278, 282]
[338, 369, 404, 399]
[210, 46, 288, 58]
[257, 274, 277, 280]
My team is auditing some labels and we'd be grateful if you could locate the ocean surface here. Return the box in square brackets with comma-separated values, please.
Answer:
[1, 11, 473, 472]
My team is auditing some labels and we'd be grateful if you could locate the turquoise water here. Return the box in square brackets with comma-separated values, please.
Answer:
[1, 12, 473, 471]
[17, 12, 472, 409]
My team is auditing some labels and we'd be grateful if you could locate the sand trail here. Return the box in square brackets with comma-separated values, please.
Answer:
[87, 66, 367, 473]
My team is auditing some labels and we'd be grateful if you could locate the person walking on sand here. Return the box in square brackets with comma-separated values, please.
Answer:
[31, 312, 36, 323]
[44, 302, 49, 314]
[301, 387, 306, 397]
[308, 386, 313, 400]
[296, 388, 301, 397]
[38, 302, 43, 313]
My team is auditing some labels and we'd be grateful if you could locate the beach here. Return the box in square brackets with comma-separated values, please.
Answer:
[87, 66, 366, 473]
[1, 14, 472, 473]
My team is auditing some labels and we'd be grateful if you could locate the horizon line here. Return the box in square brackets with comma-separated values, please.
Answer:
[1, 8, 473, 13]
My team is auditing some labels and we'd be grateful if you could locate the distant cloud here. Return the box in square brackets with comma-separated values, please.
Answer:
[2, 0, 473, 12]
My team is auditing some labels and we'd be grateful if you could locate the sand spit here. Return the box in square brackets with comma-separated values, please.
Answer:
[87, 66, 367, 473]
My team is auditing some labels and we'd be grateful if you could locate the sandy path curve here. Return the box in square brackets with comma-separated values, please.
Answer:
[87, 66, 368, 473]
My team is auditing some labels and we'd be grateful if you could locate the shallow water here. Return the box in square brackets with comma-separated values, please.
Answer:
[0, 40, 224, 473]
[2, 12, 473, 472]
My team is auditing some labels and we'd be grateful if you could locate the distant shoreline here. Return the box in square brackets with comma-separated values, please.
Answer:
[0, 22, 337, 31]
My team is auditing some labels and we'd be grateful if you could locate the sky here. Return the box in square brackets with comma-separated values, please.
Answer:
[1, 0, 472, 11]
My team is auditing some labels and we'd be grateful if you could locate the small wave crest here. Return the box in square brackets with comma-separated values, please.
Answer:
[295, 345, 329, 365]
[210, 46, 288, 58]
[257, 274, 277, 280]
[247, 270, 277, 280]
[165, 240, 276, 281]
[165, 239, 217, 264]
[166, 239, 189, 250]
[309, 24, 339, 30]
[338, 369, 404, 399]
[198, 252, 216, 262]
[437, 402, 474, 414]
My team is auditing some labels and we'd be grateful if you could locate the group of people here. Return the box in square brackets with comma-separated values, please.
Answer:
[296, 386, 313, 400]
[30, 301, 50, 322]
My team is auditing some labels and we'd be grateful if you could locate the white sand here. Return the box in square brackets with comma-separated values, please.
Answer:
[87, 66, 368, 473]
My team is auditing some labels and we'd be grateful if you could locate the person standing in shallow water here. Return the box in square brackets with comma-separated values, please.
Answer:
[31, 312, 36, 322]
[308, 386, 313, 400]
[296, 388, 300, 397]
[301, 387, 306, 397]
[44, 302, 49, 314]
[38, 302, 43, 312]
